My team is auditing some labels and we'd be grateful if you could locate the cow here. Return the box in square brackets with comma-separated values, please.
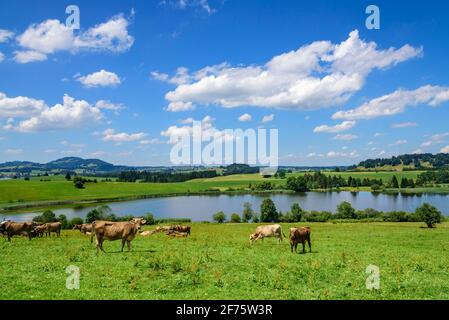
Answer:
[166, 231, 189, 238]
[0, 221, 36, 241]
[45, 222, 62, 237]
[170, 225, 191, 235]
[249, 224, 286, 244]
[91, 218, 146, 253]
[139, 230, 154, 237]
[31, 224, 47, 238]
[290, 227, 312, 254]
[73, 223, 92, 235]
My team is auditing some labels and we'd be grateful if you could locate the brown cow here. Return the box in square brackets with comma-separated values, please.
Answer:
[249, 224, 286, 244]
[91, 218, 146, 253]
[45, 222, 62, 237]
[73, 223, 92, 235]
[31, 224, 47, 238]
[171, 225, 191, 235]
[290, 227, 312, 254]
[166, 230, 189, 238]
[0, 221, 36, 241]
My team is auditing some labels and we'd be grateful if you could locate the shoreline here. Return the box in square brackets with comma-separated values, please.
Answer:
[1, 187, 449, 214]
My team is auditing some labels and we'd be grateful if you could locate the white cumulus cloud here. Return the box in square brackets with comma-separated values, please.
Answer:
[261, 114, 274, 123]
[238, 113, 252, 122]
[155, 30, 421, 111]
[101, 129, 146, 143]
[76, 70, 121, 88]
[314, 120, 356, 133]
[333, 85, 449, 120]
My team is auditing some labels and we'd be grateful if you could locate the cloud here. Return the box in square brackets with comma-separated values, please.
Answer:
[261, 114, 274, 123]
[238, 113, 252, 122]
[391, 139, 408, 146]
[392, 122, 418, 128]
[4, 94, 103, 132]
[4, 148, 23, 155]
[0, 52, 4, 62]
[413, 149, 424, 154]
[14, 14, 134, 63]
[333, 134, 358, 141]
[0, 92, 46, 118]
[76, 70, 121, 88]
[95, 100, 124, 112]
[420, 132, 449, 148]
[166, 101, 195, 112]
[101, 129, 147, 143]
[313, 120, 356, 133]
[13, 50, 48, 63]
[161, 115, 232, 144]
[333, 85, 449, 120]
[139, 138, 163, 145]
[374, 132, 383, 137]
[0, 29, 14, 43]
[326, 150, 358, 158]
[155, 30, 421, 111]
[160, 0, 216, 14]
[441, 145, 449, 154]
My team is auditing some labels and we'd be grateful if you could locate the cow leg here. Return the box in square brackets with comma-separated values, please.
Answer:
[121, 239, 126, 252]
[290, 242, 294, 253]
[294, 243, 298, 253]
[7, 233, 11, 242]
[302, 242, 306, 254]
[127, 240, 131, 252]
[28, 232, 32, 241]
[308, 237, 312, 253]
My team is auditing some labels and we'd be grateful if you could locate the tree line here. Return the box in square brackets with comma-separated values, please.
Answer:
[213, 199, 444, 228]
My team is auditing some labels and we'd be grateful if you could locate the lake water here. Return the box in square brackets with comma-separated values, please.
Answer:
[2, 192, 449, 222]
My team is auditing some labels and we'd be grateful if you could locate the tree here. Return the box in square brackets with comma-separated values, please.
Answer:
[230, 213, 241, 223]
[291, 203, 304, 222]
[252, 213, 260, 223]
[213, 211, 227, 223]
[73, 176, 85, 189]
[285, 176, 309, 192]
[69, 217, 84, 229]
[65, 172, 72, 181]
[242, 202, 254, 222]
[33, 210, 57, 224]
[335, 201, 357, 219]
[58, 214, 69, 229]
[416, 203, 442, 228]
[260, 198, 279, 222]
[389, 176, 399, 189]
[400, 178, 409, 189]
[145, 213, 155, 225]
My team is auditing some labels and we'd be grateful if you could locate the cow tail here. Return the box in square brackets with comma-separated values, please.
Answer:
[282, 231, 287, 239]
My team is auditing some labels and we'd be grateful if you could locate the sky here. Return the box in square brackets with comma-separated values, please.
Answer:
[0, 0, 449, 166]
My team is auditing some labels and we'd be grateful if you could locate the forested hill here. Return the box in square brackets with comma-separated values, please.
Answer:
[353, 153, 449, 170]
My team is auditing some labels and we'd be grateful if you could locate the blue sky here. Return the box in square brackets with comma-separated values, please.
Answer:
[1, 0, 449, 166]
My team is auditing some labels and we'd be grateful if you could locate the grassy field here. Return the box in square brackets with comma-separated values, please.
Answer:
[0, 170, 445, 211]
[1, 222, 448, 299]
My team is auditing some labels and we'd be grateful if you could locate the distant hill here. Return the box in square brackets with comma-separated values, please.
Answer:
[353, 153, 449, 171]
[0, 157, 136, 174]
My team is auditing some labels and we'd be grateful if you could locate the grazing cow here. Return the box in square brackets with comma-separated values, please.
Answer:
[290, 227, 312, 254]
[170, 225, 191, 235]
[249, 224, 286, 244]
[73, 223, 92, 235]
[91, 218, 146, 253]
[0, 221, 36, 241]
[166, 231, 189, 238]
[139, 230, 154, 237]
[31, 224, 47, 238]
[45, 222, 62, 237]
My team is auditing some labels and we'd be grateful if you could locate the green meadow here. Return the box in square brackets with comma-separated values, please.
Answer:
[0, 171, 435, 212]
[1, 222, 448, 299]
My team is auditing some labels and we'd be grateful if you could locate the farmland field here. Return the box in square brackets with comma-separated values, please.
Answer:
[0, 222, 448, 299]
[0, 171, 434, 211]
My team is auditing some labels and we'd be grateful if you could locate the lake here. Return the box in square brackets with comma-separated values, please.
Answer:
[2, 191, 449, 222]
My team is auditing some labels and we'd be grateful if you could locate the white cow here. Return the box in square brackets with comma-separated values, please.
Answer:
[249, 224, 286, 244]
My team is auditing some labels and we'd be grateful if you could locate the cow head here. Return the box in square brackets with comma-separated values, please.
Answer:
[130, 218, 146, 230]
[249, 232, 259, 242]
[73, 224, 82, 230]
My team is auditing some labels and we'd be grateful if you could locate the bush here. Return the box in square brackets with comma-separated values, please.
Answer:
[303, 211, 332, 222]
[335, 201, 357, 219]
[291, 203, 304, 222]
[69, 217, 84, 229]
[382, 211, 410, 222]
[33, 210, 57, 224]
[260, 198, 279, 222]
[58, 214, 69, 229]
[242, 202, 254, 222]
[145, 213, 155, 225]
[213, 211, 226, 223]
[230, 213, 241, 223]
[416, 203, 442, 228]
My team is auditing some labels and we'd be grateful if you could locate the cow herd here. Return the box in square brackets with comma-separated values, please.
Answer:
[1, 219, 311, 254]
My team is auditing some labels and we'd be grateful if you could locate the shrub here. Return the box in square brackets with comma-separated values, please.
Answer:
[291, 203, 304, 222]
[58, 214, 69, 229]
[416, 203, 443, 228]
[145, 213, 155, 225]
[303, 211, 332, 222]
[230, 213, 241, 223]
[242, 202, 254, 222]
[33, 210, 57, 223]
[213, 211, 227, 223]
[69, 217, 84, 229]
[335, 201, 357, 219]
[260, 198, 279, 222]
